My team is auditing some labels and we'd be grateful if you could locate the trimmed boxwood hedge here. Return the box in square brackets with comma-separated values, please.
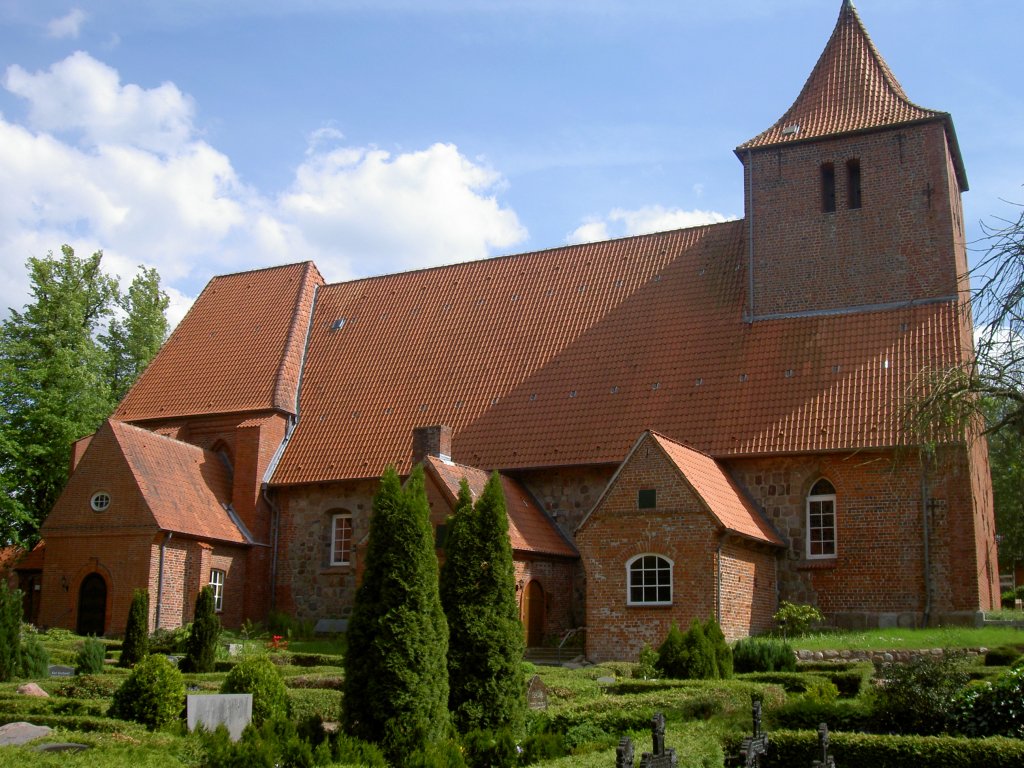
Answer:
[287, 687, 341, 723]
[727, 729, 1024, 768]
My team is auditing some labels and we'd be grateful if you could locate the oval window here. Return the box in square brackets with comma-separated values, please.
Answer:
[90, 492, 111, 512]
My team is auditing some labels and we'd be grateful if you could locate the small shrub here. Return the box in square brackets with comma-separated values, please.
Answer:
[181, 587, 220, 673]
[655, 619, 718, 680]
[732, 636, 796, 673]
[461, 728, 518, 768]
[19, 632, 50, 678]
[872, 652, 970, 735]
[199, 717, 317, 768]
[985, 645, 1023, 667]
[75, 636, 107, 675]
[406, 739, 468, 768]
[704, 617, 733, 679]
[956, 665, 1024, 738]
[655, 623, 686, 678]
[149, 624, 190, 654]
[120, 589, 150, 667]
[634, 644, 659, 679]
[221, 654, 289, 726]
[325, 730, 388, 767]
[55, 674, 121, 699]
[803, 677, 839, 704]
[519, 732, 566, 763]
[773, 601, 824, 637]
[563, 721, 616, 754]
[108, 653, 185, 730]
[0, 581, 22, 681]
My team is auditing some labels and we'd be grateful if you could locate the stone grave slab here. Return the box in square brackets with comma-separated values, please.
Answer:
[48, 665, 74, 678]
[0, 722, 51, 746]
[314, 618, 348, 635]
[187, 694, 252, 742]
[35, 742, 90, 753]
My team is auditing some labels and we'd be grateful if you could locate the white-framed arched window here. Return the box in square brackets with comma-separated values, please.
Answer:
[806, 478, 837, 559]
[626, 554, 673, 606]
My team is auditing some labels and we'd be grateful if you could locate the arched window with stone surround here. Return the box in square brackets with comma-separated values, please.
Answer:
[806, 479, 837, 559]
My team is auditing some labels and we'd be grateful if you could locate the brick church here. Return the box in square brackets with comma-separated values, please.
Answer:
[27, 1, 999, 661]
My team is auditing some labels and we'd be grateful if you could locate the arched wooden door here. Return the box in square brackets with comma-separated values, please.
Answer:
[76, 573, 107, 636]
[522, 580, 545, 647]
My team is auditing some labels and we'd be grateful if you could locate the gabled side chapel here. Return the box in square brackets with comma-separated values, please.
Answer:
[33, 2, 998, 661]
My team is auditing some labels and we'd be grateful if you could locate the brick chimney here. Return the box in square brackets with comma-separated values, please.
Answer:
[412, 425, 452, 465]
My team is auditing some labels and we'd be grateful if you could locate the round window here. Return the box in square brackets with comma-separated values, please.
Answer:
[90, 492, 111, 512]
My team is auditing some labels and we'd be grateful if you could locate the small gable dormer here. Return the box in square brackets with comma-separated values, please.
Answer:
[736, 0, 969, 320]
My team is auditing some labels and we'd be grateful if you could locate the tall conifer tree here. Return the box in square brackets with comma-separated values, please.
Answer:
[440, 473, 526, 734]
[342, 466, 449, 761]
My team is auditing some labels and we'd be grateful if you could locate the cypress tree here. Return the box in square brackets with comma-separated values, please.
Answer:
[120, 589, 150, 667]
[441, 474, 526, 734]
[654, 622, 686, 679]
[342, 466, 450, 762]
[0, 582, 22, 682]
[181, 586, 220, 673]
[680, 618, 718, 679]
[703, 616, 733, 679]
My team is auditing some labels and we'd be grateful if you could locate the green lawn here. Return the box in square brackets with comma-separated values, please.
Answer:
[788, 626, 1024, 651]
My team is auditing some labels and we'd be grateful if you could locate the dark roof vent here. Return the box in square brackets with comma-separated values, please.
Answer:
[330, 318, 345, 331]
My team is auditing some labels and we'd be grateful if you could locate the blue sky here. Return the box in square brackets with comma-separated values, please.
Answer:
[0, 1, 1021, 325]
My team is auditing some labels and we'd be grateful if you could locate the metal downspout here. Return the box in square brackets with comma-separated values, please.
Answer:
[716, 535, 724, 624]
[920, 452, 932, 626]
[262, 485, 282, 613]
[155, 531, 172, 629]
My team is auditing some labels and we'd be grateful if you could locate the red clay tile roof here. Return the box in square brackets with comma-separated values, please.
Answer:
[271, 220, 964, 484]
[0, 546, 24, 576]
[116, 262, 323, 422]
[737, 2, 966, 189]
[650, 432, 783, 546]
[110, 420, 247, 544]
[14, 541, 45, 570]
[425, 456, 578, 558]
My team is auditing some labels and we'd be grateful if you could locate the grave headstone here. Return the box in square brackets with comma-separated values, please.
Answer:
[616, 736, 635, 768]
[187, 694, 253, 742]
[527, 674, 549, 710]
[47, 665, 74, 678]
[811, 722, 836, 768]
[738, 699, 768, 768]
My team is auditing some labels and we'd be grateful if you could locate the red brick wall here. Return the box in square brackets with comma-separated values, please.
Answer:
[514, 557, 579, 644]
[730, 445, 995, 627]
[744, 121, 961, 318]
[719, 539, 777, 640]
[576, 437, 761, 661]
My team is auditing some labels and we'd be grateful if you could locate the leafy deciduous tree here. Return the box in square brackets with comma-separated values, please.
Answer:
[0, 246, 168, 545]
[342, 466, 450, 762]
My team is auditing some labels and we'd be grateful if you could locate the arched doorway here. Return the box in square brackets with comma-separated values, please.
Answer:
[522, 580, 545, 647]
[76, 573, 107, 636]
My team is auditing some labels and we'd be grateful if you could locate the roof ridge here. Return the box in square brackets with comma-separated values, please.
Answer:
[319, 219, 743, 290]
[206, 260, 319, 283]
[271, 261, 323, 412]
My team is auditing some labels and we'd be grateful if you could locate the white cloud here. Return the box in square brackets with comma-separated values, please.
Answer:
[47, 8, 87, 39]
[4, 52, 196, 154]
[278, 142, 527, 275]
[0, 53, 528, 327]
[568, 205, 734, 243]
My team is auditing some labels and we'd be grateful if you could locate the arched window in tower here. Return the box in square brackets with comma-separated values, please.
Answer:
[847, 159, 862, 209]
[806, 479, 837, 559]
[820, 163, 836, 213]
